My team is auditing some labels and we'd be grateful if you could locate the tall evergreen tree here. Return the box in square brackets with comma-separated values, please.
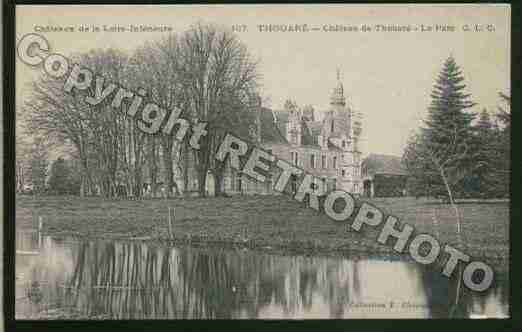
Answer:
[404, 55, 477, 199]
[471, 109, 496, 196]
[469, 94, 511, 198]
[423, 56, 476, 156]
[491, 92, 510, 197]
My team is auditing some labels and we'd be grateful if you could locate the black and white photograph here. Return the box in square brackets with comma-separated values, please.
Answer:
[11, 4, 510, 320]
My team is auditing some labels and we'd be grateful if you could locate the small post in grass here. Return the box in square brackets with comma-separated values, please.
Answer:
[38, 216, 43, 249]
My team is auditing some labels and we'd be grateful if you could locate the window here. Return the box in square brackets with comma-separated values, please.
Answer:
[291, 151, 299, 166]
[341, 169, 345, 176]
[354, 183, 359, 192]
[322, 178, 326, 192]
[331, 120, 335, 133]
[291, 131, 298, 145]
[342, 140, 346, 148]
[236, 174, 242, 192]
[333, 156, 337, 169]
[322, 155, 327, 168]
[310, 154, 316, 168]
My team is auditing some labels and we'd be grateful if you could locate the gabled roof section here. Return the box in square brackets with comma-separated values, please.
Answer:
[363, 153, 408, 175]
[300, 120, 318, 147]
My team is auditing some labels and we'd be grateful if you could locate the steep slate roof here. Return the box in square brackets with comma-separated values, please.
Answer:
[307, 121, 323, 136]
[327, 140, 343, 152]
[260, 108, 288, 144]
[300, 120, 318, 147]
[363, 153, 408, 176]
[273, 110, 289, 138]
[270, 109, 320, 147]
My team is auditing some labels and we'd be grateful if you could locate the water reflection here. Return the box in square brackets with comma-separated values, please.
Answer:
[15, 232, 509, 319]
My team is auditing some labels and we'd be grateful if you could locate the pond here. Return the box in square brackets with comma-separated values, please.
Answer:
[15, 230, 509, 319]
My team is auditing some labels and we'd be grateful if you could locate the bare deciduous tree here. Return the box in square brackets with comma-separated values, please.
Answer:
[176, 23, 260, 196]
[22, 23, 261, 198]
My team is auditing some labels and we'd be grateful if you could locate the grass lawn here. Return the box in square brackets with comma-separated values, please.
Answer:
[15, 194, 509, 270]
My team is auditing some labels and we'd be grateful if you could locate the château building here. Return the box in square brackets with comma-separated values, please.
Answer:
[214, 70, 364, 196]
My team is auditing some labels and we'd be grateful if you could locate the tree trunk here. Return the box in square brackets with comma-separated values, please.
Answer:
[197, 169, 207, 198]
[134, 169, 142, 198]
[149, 137, 158, 197]
[196, 144, 211, 197]
[80, 174, 85, 198]
[438, 164, 463, 317]
[182, 142, 189, 196]
[161, 138, 175, 198]
[212, 162, 226, 196]
[214, 171, 224, 196]
[79, 157, 93, 197]
[133, 135, 143, 198]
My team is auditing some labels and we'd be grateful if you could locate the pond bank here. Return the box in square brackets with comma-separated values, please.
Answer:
[16, 194, 509, 272]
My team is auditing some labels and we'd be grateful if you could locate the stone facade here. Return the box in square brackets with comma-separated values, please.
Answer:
[219, 71, 364, 196]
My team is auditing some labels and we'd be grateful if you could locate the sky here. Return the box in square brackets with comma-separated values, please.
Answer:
[16, 4, 510, 157]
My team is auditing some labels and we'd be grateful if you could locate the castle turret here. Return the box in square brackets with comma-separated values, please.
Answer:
[322, 70, 351, 141]
[284, 99, 302, 146]
[330, 69, 346, 107]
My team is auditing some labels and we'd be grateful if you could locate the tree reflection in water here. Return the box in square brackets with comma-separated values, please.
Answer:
[418, 264, 508, 318]
[15, 237, 508, 319]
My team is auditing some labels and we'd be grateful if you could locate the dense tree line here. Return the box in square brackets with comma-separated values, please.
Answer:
[403, 56, 510, 200]
[47, 157, 82, 195]
[18, 23, 260, 198]
[16, 133, 49, 194]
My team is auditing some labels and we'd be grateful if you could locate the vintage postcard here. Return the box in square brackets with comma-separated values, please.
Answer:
[13, 4, 510, 319]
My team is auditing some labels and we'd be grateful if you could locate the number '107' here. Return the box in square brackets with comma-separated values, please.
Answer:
[232, 24, 247, 33]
